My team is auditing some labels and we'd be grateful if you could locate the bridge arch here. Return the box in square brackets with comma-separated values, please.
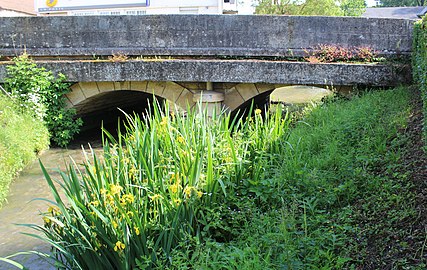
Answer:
[66, 81, 195, 115]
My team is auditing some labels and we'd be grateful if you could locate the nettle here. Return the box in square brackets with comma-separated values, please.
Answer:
[4, 54, 82, 147]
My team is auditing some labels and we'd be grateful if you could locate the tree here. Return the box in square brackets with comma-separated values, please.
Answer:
[340, 0, 367, 16]
[380, 0, 426, 6]
[254, 0, 366, 16]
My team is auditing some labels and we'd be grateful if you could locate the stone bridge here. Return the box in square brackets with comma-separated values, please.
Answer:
[0, 15, 414, 116]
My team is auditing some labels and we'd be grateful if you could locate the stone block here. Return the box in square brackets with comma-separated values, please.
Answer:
[113, 81, 130, 91]
[130, 81, 148, 92]
[175, 89, 195, 110]
[67, 83, 85, 105]
[235, 83, 259, 102]
[223, 87, 245, 112]
[161, 82, 185, 104]
[81, 82, 100, 99]
[97, 81, 115, 92]
[146, 81, 166, 97]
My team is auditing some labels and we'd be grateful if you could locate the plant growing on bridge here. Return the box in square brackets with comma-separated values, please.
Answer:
[4, 54, 82, 147]
[305, 45, 378, 63]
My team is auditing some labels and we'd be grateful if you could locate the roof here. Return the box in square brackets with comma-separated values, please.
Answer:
[362, 6, 427, 20]
[0, 0, 35, 15]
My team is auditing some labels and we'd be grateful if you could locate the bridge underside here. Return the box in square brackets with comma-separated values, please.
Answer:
[68, 80, 355, 117]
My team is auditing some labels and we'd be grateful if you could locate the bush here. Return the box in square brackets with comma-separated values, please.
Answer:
[4, 54, 82, 147]
[0, 94, 49, 207]
[413, 16, 427, 149]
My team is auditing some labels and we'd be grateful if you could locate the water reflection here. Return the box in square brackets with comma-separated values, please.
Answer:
[0, 146, 103, 269]
[270, 85, 333, 104]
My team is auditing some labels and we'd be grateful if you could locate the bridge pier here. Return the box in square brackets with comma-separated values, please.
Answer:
[193, 90, 225, 117]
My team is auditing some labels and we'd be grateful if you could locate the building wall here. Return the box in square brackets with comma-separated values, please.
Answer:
[0, 0, 35, 15]
[0, 9, 32, 17]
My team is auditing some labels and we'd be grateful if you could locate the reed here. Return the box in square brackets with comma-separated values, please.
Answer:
[33, 102, 291, 269]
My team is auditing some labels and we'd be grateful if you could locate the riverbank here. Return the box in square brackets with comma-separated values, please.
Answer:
[0, 94, 49, 208]
[175, 86, 426, 269]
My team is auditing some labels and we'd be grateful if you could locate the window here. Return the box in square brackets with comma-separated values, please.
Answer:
[71, 11, 95, 16]
[179, 8, 198, 14]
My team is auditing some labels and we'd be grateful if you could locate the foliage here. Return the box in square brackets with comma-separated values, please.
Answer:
[0, 94, 49, 208]
[254, 0, 366, 16]
[380, 0, 426, 7]
[32, 103, 290, 269]
[4, 54, 82, 147]
[305, 44, 378, 63]
[413, 16, 427, 149]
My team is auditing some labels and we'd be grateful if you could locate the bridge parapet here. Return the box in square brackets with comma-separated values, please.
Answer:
[0, 15, 414, 58]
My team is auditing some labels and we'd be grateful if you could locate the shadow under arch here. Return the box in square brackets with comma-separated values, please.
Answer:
[68, 90, 166, 148]
[66, 81, 194, 116]
[229, 90, 274, 122]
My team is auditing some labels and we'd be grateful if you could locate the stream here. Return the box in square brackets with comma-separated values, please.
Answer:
[0, 145, 103, 270]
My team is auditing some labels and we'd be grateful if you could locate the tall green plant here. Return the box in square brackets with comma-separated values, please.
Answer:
[413, 16, 427, 149]
[30, 103, 291, 269]
[4, 54, 82, 147]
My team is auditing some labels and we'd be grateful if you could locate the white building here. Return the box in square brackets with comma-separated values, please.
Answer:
[35, 0, 238, 16]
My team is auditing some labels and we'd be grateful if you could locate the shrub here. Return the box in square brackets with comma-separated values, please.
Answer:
[4, 54, 82, 147]
[413, 16, 427, 149]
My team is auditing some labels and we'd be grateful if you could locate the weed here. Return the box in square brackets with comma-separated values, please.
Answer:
[305, 44, 378, 63]
[109, 52, 129, 62]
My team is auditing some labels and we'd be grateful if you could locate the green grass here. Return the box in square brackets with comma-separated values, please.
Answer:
[0, 94, 49, 208]
[31, 86, 421, 269]
[163, 87, 415, 269]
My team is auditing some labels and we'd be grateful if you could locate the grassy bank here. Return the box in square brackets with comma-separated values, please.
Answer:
[165, 87, 420, 269]
[30, 86, 425, 269]
[0, 94, 49, 207]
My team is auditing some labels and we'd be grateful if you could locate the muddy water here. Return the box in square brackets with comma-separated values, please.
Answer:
[0, 145, 102, 270]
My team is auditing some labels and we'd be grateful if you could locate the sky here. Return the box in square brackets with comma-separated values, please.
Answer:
[238, 0, 379, 15]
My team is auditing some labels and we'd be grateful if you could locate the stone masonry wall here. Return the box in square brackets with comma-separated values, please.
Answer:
[0, 15, 414, 58]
